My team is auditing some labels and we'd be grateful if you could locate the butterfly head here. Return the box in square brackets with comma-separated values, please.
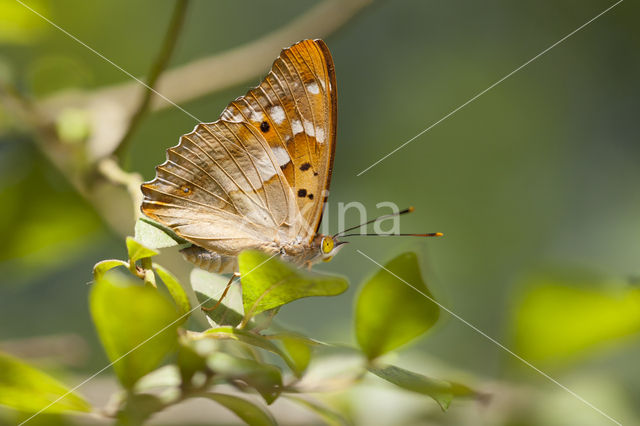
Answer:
[317, 235, 346, 263]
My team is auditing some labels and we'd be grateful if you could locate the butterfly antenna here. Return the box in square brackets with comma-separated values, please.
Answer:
[334, 206, 414, 237]
[338, 232, 443, 237]
[333, 207, 442, 238]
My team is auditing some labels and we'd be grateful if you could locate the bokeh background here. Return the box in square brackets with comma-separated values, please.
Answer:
[1, 0, 639, 424]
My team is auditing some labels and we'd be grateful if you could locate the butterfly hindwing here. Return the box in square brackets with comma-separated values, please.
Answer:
[141, 121, 298, 254]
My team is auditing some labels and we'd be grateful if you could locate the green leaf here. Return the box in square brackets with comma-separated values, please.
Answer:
[202, 327, 300, 376]
[355, 252, 439, 359]
[154, 264, 191, 320]
[125, 236, 158, 263]
[239, 250, 348, 317]
[285, 395, 351, 426]
[93, 259, 128, 280]
[116, 393, 166, 426]
[513, 280, 640, 365]
[134, 217, 187, 249]
[0, 351, 90, 413]
[207, 352, 283, 404]
[201, 393, 276, 426]
[134, 365, 181, 393]
[191, 268, 244, 327]
[177, 340, 207, 387]
[270, 333, 315, 377]
[90, 273, 180, 388]
[368, 364, 477, 411]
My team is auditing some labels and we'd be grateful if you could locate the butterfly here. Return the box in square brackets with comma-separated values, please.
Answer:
[141, 39, 343, 273]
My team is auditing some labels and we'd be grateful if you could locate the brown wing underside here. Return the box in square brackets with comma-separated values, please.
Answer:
[140, 39, 337, 254]
[140, 120, 297, 254]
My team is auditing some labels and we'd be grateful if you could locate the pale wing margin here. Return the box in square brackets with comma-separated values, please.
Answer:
[283, 39, 337, 239]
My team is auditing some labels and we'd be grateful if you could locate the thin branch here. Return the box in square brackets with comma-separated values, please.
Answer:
[113, 0, 190, 162]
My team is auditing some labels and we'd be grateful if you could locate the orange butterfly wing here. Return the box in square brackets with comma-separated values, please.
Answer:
[141, 39, 336, 254]
[220, 39, 337, 241]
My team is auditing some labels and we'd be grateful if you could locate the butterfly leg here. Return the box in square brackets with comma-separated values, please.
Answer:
[202, 272, 240, 312]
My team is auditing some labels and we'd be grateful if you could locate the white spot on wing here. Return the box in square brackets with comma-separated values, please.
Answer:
[292, 120, 303, 135]
[222, 109, 243, 123]
[315, 126, 325, 143]
[269, 106, 285, 125]
[250, 111, 264, 122]
[303, 120, 315, 137]
[307, 82, 319, 95]
[272, 146, 290, 167]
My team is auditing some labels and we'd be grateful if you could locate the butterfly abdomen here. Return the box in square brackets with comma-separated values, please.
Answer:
[180, 245, 238, 273]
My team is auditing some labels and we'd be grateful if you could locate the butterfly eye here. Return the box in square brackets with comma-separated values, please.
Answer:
[321, 237, 334, 254]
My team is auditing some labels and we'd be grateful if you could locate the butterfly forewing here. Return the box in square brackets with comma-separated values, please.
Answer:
[220, 39, 336, 240]
[141, 39, 336, 257]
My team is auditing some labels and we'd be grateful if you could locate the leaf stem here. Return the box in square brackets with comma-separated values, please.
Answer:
[113, 0, 190, 162]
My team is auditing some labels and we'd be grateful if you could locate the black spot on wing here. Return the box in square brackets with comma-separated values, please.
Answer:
[297, 188, 307, 198]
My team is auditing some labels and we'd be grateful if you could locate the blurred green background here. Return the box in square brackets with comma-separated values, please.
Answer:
[1, 0, 639, 424]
